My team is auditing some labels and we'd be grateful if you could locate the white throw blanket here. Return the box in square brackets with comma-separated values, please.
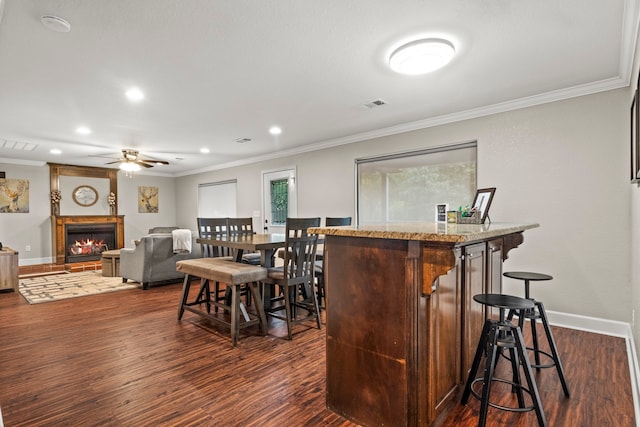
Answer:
[172, 229, 192, 254]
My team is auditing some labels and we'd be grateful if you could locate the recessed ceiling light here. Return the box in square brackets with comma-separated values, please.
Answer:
[389, 38, 455, 75]
[269, 126, 282, 135]
[75, 126, 91, 135]
[126, 87, 145, 102]
[50, 148, 62, 155]
[40, 15, 71, 33]
[200, 148, 210, 154]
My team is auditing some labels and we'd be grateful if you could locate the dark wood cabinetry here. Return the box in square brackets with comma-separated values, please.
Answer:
[319, 224, 534, 427]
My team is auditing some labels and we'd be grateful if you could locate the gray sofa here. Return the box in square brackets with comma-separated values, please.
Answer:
[120, 227, 201, 290]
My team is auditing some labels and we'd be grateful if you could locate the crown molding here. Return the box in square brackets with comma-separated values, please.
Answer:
[176, 76, 629, 177]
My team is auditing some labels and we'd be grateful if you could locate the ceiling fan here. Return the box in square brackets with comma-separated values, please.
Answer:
[104, 149, 169, 169]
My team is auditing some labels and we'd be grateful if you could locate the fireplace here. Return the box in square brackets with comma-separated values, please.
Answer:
[52, 215, 124, 264]
[65, 223, 116, 263]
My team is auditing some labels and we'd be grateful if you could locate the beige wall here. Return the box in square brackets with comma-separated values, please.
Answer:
[630, 26, 640, 356]
[177, 88, 630, 323]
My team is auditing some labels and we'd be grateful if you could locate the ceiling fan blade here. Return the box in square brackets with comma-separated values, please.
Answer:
[137, 157, 169, 165]
[105, 160, 122, 165]
[136, 161, 154, 168]
[90, 154, 121, 160]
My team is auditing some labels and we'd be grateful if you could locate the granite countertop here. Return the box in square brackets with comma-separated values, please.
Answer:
[309, 222, 539, 243]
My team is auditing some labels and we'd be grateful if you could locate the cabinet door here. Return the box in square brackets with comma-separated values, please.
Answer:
[462, 243, 487, 376]
[487, 238, 503, 318]
[429, 248, 462, 417]
[0, 249, 19, 291]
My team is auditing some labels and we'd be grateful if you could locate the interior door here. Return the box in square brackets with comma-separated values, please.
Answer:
[262, 168, 297, 234]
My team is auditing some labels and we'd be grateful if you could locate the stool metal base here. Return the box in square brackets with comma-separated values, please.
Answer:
[462, 316, 547, 427]
[508, 300, 570, 397]
[504, 271, 571, 398]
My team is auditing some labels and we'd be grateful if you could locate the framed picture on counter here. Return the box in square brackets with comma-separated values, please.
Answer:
[472, 187, 496, 223]
[435, 203, 448, 223]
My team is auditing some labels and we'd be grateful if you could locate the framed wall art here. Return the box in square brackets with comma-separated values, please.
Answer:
[138, 186, 159, 213]
[0, 178, 29, 213]
[631, 89, 639, 183]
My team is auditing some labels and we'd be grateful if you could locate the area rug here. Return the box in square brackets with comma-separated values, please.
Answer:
[19, 271, 138, 304]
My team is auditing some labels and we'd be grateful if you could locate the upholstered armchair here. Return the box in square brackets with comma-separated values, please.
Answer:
[120, 227, 201, 290]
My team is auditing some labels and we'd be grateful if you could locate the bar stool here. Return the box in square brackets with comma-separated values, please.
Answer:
[461, 293, 547, 427]
[503, 271, 570, 397]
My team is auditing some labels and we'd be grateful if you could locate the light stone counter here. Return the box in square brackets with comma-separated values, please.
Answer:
[309, 221, 539, 244]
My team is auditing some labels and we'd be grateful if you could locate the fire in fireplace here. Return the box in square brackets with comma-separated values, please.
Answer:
[69, 239, 107, 256]
[65, 223, 116, 263]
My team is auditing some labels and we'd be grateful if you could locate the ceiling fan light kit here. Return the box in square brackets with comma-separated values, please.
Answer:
[101, 149, 169, 175]
[389, 38, 455, 75]
[119, 162, 141, 172]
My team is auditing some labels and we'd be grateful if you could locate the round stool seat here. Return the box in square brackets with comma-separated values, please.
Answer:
[503, 271, 552, 282]
[473, 293, 534, 312]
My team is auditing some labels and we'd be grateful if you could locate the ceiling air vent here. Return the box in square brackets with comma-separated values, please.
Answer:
[234, 137, 252, 143]
[364, 99, 388, 109]
[0, 139, 38, 151]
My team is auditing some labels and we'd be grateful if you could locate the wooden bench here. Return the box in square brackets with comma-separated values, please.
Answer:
[176, 258, 268, 346]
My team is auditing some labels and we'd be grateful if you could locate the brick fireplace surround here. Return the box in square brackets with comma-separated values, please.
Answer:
[52, 215, 124, 265]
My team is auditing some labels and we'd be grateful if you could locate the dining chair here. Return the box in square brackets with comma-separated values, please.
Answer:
[228, 217, 261, 265]
[315, 216, 352, 308]
[263, 217, 322, 340]
[196, 217, 232, 312]
[197, 218, 231, 258]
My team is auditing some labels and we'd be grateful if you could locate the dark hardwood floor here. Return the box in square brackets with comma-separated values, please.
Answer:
[0, 279, 635, 426]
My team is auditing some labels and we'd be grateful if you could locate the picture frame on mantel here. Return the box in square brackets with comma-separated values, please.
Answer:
[472, 187, 496, 223]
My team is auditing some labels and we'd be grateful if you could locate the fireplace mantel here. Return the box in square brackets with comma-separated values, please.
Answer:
[52, 215, 124, 265]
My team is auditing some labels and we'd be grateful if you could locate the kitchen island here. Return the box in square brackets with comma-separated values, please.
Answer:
[308, 222, 539, 427]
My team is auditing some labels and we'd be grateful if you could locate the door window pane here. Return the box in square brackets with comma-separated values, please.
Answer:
[270, 179, 289, 225]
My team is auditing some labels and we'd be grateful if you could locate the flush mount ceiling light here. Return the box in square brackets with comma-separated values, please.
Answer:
[40, 15, 71, 33]
[125, 87, 145, 102]
[389, 38, 455, 75]
[75, 126, 91, 135]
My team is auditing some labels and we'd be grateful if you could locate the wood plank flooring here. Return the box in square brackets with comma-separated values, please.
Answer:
[0, 281, 635, 426]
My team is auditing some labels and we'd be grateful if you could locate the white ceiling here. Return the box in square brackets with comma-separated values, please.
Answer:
[0, 0, 637, 176]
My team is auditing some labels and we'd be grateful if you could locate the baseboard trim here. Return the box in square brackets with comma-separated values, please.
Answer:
[546, 310, 640, 426]
[18, 257, 53, 266]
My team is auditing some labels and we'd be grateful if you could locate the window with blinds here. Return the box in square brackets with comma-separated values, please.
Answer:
[356, 142, 477, 224]
[198, 180, 237, 218]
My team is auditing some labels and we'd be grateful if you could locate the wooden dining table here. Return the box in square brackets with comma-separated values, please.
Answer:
[196, 233, 288, 309]
[196, 233, 287, 267]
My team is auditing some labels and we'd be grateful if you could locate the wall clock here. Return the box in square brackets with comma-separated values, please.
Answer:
[72, 185, 98, 207]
